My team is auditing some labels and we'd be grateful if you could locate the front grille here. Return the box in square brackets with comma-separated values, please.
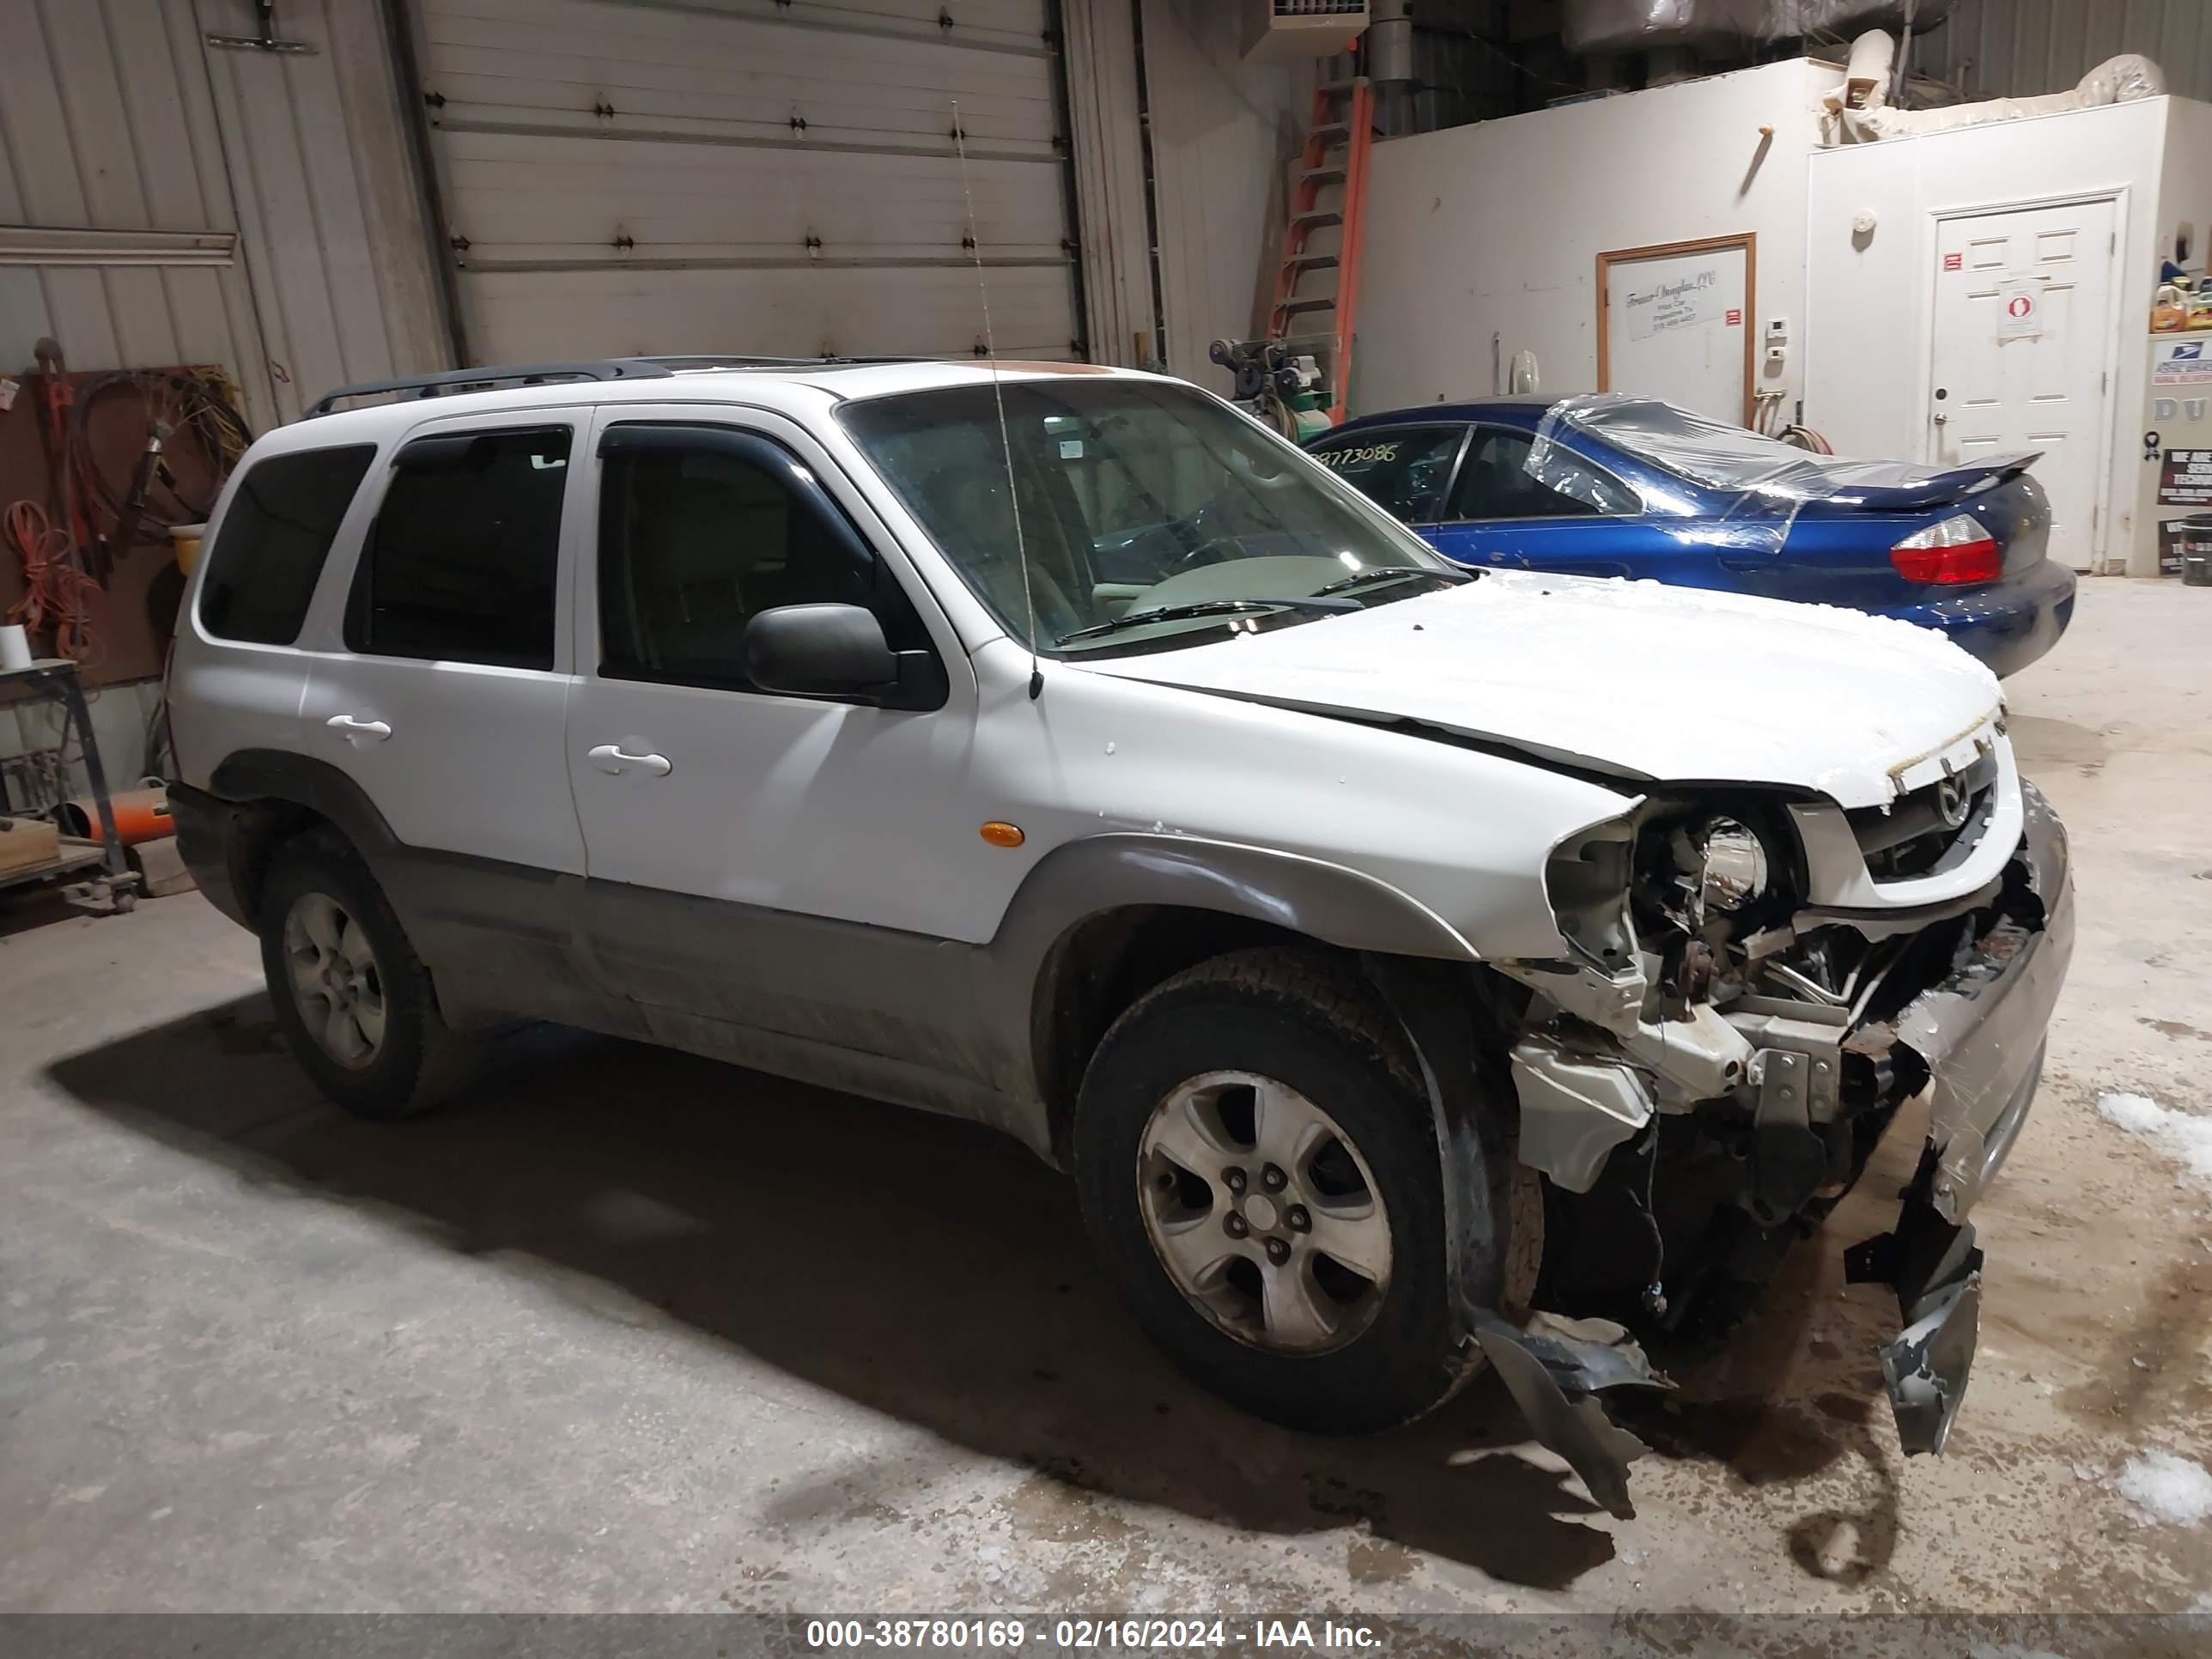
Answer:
[1848, 748, 2001, 881]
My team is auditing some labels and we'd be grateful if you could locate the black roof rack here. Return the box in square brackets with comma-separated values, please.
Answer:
[629, 354, 935, 370]
[305, 359, 674, 416]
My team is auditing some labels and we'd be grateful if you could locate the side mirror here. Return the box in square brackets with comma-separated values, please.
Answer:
[740, 604, 946, 710]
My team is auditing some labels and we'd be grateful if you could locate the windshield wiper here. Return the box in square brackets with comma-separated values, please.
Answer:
[1310, 564, 1474, 597]
[1056, 595, 1358, 645]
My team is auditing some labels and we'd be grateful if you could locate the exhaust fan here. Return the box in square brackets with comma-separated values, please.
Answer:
[1246, 0, 1369, 60]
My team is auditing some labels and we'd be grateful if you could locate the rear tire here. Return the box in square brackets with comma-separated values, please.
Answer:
[1074, 947, 1528, 1435]
[258, 828, 479, 1120]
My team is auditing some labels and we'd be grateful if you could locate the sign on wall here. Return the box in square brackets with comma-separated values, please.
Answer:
[2158, 448, 2212, 506]
[1996, 279, 2042, 339]
[2154, 339, 2212, 386]
[1622, 269, 1725, 339]
[1598, 234, 1755, 425]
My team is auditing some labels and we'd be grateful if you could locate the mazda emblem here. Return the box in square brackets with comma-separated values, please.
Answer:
[1935, 777, 1969, 829]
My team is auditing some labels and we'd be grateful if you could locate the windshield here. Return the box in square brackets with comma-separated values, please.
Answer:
[838, 378, 1460, 657]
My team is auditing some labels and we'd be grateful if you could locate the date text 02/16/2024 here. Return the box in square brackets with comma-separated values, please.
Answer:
[803, 1620, 1384, 1651]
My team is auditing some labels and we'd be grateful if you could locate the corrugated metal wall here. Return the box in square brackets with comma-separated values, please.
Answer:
[195, 0, 451, 417]
[1923, 0, 2212, 102]
[1062, 1, 1317, 385]
[1061, 0, 1547, 387]
[0, 0, 275, 426]
[0, 0, 447, 431]
[0, 0, 448, 799]
[1398, 0, 1521, 133]
[1135, 0, 1313, 383]
[1064, 0, 1154, 366]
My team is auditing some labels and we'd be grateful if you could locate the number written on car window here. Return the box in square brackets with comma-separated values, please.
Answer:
[1309, 427, 1468, 525]
[1317, 442, 1401, 468]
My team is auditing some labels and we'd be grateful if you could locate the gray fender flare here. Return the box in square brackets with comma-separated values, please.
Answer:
[977, 833, 1480, 1150]
[992, 833, 1478, 963]
[204, 749, 575, 1024]
[209, 750, 407, 863]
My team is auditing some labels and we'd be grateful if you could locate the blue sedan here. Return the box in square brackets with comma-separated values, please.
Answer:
[1308, 394, 2076, 678]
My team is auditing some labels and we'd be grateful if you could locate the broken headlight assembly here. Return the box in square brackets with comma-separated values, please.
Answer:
[1629, 804, 1802, 1005]
[1654, 814, 1775, 927]
[1543, 801, 1799, 981]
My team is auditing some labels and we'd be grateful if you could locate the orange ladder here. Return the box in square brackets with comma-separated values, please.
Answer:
[1265, 76, 1374, 427]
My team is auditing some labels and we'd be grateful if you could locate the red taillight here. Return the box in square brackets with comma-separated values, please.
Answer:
[1891, 513, 2002, 585]
[1891, 538, 2002, 583]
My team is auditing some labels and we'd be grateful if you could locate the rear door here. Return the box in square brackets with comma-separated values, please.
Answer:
[292, 412, 593, 1006]
[298, 414, 586, 877]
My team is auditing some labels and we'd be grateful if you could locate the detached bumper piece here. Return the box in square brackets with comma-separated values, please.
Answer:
[1839, 780, 2069, 1456]
[1846, 1164, 1984, 1455]
[1474, 1311, 1671, 1521]
[1895, 781, 2074, 1225]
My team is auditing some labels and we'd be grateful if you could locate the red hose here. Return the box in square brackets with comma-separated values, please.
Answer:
[5, 500, 100, 665]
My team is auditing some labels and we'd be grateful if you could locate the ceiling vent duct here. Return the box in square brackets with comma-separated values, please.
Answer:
[1367, 0, 1413, 83]
[1562, 0, 1952, 56]
[1244, 0, 1370, 60]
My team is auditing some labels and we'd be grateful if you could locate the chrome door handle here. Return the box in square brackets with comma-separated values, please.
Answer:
[1933, 412, 1949, 425]
[325, 714, 392, 744]
[586, 742, 672, 778]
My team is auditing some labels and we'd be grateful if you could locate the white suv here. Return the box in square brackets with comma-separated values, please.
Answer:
[167, 357, 2071, 1516]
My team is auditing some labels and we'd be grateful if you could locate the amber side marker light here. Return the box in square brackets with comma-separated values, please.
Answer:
[980, 821, 1025, 848]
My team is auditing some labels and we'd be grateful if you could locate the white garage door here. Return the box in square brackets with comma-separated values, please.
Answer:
[414, 0, 1082, 364]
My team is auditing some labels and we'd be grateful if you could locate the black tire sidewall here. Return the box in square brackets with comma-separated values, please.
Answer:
[1074, 969, 1458, 1435]
[258, 835, 436, 1120]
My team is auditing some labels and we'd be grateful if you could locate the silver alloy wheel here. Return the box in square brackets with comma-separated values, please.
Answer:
[283, 891, 386, 1070]
[1137, 1070, 1394, 1354]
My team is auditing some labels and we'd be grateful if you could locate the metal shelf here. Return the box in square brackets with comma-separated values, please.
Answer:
[0, 838, 107, 895]
[1, 657, 142, 913]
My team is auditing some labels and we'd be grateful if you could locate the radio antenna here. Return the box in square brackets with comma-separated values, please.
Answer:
[951, 99, 1043, 700]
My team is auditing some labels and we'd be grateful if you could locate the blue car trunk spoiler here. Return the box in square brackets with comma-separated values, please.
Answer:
[1818, 450, 2045, 514]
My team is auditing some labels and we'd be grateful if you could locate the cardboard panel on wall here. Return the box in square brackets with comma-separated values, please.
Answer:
[0, 364, 243, 693]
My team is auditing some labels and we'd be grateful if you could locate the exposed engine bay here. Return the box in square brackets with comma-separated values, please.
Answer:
[1480, 731, 2072, 1507]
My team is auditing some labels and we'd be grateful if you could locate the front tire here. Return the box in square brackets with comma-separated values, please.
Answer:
[258, 829, 478, 1120]
[1074, 948, 1522, 1434]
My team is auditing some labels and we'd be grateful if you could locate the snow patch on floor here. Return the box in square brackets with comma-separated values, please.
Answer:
[2095, 1091, 2212, 1192]
[2118, 1451, 2212, 1526]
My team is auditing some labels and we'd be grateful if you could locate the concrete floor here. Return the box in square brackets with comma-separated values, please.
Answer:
[3, 580, 2210, 1615]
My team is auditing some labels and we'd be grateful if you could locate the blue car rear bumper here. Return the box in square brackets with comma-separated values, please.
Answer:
[1881, 561, 2077, 678]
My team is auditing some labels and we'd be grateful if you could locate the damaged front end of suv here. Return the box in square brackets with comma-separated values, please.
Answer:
[1488, 719, 2073, 1506]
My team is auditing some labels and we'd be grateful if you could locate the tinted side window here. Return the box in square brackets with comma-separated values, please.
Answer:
[1308, 426, 1465, 523]
[198, 446, 376, 644]
[1448, 426, 1639, 520]
[598, 428, 876, 690]
[346, 427, 570, 668]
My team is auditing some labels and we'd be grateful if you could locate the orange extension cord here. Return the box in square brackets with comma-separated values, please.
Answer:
[5, 500, 100, 666]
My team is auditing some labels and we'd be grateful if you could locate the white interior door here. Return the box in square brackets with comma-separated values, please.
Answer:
[1929, 197, 2118, 571]
[1600, 238, 1752, 423]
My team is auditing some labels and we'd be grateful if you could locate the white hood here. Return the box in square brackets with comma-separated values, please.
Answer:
[1076, 573, 2002, 811]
